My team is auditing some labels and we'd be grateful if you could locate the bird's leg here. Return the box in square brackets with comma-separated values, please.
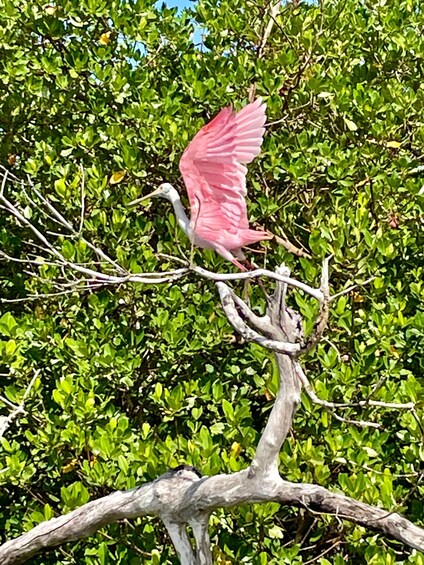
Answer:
[231, 258, 248, 271]
[189, 238, 196, 269]
[240, 258, 255, 305]
[242, 279, 251, 306]
[239, 258, 270, 303]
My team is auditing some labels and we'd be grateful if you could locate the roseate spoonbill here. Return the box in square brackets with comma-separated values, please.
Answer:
[131, 98, 272, 270]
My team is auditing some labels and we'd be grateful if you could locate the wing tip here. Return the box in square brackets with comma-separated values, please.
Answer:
[237, 97, 267, 125]
[253, 96, 266, 112]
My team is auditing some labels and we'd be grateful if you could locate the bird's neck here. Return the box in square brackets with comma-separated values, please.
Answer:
[167, 187, 192, 236]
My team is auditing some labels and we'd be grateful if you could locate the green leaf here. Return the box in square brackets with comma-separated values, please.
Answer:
[222, 399, 234, 422]
[0, 313, 17, 336]
[344, 117, 358, 131]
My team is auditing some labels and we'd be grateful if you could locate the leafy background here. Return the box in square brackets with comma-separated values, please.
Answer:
[0, 0, 423, 563]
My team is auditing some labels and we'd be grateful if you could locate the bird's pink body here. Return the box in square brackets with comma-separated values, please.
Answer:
[179, 98, 272, 269]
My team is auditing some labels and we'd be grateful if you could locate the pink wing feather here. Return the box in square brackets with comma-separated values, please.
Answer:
[179, 98, 268, 249]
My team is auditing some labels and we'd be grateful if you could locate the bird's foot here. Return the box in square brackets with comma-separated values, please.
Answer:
[241, 258, 259, 271]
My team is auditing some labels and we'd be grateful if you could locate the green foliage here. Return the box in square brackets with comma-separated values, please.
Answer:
[1, 0, 424, 563]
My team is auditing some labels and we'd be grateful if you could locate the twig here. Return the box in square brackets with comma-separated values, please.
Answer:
[328, 409, 380, 430]
[0, 288, 102, 303]
[257, 1, 281, 58]
[271, 231, 312, 259]
[329, 276, 376, 302]
[30, 181, 128, 275]
[358, 465, 420, 479]
[0, 370, 40, 438]
[295, 256, 331, 356]
[0, 395, 19, 410]
[249, 0, 280, 101]
[303, 539, 342, 565]
[0, 167, 8, 198]
[1, 167, 127, 276]
[78, 165, 85, 236]
[295, 363, 414, 424]
[322, 337, 341, 363]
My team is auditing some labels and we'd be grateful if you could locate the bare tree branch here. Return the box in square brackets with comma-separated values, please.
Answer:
[329, 276, 376, 302]
[0, 370, 40, 438]
[270, 229, 312, 259]
[249, 0, 281, 101]
[257, 1, 281, 58]
[250, 270, 302, 477]
[163, 521, 196, 565]
[295, 363, 414, 414]
[194, 266, 324, 300]
[1, 472, 423, 565]
[295, 256, 330, 356]
[189, 514, 213, 565]
[78, 164, 85, 236]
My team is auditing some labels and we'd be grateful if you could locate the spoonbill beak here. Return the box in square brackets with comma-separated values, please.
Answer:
[128, 187, 162, 207]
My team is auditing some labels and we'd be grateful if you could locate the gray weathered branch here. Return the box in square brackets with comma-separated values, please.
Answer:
[1, 472, 424, 565]
[249, 270, 302, 478]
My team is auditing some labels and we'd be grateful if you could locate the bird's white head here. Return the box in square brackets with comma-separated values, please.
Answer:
[156, 183, 176, 201]
[128, 183, 178, 206]
[128, 182, 190, 235]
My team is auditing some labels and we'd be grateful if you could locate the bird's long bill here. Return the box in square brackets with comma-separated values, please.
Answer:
[128, 187, 162, 207]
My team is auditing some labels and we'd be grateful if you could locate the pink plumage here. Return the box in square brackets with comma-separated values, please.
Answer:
[179, 98, 272, 270]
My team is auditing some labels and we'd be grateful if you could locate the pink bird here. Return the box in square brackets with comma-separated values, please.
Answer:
[132, 98, 272, 270]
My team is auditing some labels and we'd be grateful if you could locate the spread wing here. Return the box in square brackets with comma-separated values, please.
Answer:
[179, 98, 266, 243]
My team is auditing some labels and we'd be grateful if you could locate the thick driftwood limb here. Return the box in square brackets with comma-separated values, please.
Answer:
[163, 521, 196, 565]
[250, 351, 301, 478]
[0, 484, 158, 565]
[250, 267, 302, 477]
[189, 514, 213, 565]
[277, 481, 424, 551]
[1, 474, 424, 565]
